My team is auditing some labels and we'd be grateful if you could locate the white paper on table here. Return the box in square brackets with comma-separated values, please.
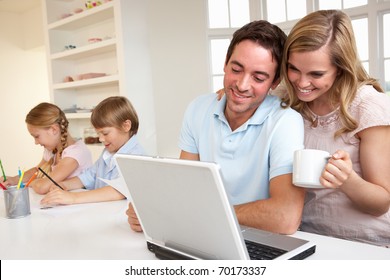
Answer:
[98, 176, 131, 200]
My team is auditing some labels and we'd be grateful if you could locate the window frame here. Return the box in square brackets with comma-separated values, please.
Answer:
[206, 0, 390, 92]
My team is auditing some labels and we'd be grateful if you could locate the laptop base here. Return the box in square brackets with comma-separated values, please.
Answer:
[147, 241, 316, 260]
[147, 241, 195, 260]
[288, 245, 316, 260]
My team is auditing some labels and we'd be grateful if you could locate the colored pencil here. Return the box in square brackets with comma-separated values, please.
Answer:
[38, 167, 64, 190]
[0, 159, 6, 181]
[17, 170, 25, 190]
[25, 172, 38, 188]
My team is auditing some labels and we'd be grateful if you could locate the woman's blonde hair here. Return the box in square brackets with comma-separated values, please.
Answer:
[281, 9, 383, 137]
[25, 102, 69, 156]
[91, 96, 139, 137]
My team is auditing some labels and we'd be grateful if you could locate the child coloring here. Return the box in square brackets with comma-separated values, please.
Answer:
[40, 96, 146, 205]
[0, 102, 93, 194]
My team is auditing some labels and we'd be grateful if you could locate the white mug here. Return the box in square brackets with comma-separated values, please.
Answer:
[293, 149, 330, 188]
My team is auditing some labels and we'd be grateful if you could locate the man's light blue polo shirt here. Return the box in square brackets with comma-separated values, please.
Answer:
[78, 135, 146, 190]
[179, 93, 304, 205]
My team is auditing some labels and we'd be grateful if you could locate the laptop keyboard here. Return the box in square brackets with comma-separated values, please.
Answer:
[245, 240, 287, 260]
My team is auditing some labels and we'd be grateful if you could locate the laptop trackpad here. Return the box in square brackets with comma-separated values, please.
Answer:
[241, 226, 273, 237]
[241, 226, 307, 251]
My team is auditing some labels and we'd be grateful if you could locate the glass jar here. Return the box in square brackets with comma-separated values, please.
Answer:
[83, 128, 100, 144]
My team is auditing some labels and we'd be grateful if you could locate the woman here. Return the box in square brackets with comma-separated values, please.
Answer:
[280, 9, 390, 247]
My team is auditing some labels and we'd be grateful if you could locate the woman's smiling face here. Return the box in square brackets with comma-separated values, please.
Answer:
[287, 46, 338, 103]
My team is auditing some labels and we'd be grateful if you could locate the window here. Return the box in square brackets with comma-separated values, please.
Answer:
[351, 17, 369, 73]
[384, 13, 390, 94]
[208, 0, 250, 28]
[266, 0, 306, 23]
[318, 0, 367, 10]
[210, 39, 230, 92]
[207, 0, 250, 91]
[207, 0, 390, 92]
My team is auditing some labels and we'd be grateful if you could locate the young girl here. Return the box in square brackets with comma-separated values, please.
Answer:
[40, 96, 146, 205]
[0, 102, 93, 194]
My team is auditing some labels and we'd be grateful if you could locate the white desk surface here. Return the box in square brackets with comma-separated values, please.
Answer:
[1, 189, 389, 260]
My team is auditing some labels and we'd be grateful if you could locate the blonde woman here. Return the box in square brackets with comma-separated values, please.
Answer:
[281, 10, 390, 247]
[0, 102, 93, 194]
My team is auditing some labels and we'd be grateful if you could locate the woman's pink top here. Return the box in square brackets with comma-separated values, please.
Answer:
[301, 85, 390, 247]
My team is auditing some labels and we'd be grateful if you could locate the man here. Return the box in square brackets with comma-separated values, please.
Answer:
[127, 20, 305, 234]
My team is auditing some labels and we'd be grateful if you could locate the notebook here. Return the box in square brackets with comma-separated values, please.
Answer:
[115, 154, 316, 260]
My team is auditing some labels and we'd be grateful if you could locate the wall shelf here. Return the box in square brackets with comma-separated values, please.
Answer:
[50, 38, 117, 60]
[42, 0, 157, 157]
[52, 74, 119, 90]
[47, 2, 114, 30]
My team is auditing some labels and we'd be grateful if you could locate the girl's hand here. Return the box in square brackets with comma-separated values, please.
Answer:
[40, 188, 74, 206]
[1, 176, 19, 187]
[320, 150, 353, 189]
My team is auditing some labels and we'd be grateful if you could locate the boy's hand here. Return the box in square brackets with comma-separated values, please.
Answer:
[40, 188, 74, 206]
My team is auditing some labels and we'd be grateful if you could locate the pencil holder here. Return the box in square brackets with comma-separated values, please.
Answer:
[4, 186, 31, 219]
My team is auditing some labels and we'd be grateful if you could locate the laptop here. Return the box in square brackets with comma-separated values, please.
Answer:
[115, 154, 316, 260]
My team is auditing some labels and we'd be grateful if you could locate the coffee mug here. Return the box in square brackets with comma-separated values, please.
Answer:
[293, 149, 330, 188]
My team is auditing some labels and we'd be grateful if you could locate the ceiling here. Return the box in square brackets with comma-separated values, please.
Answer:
[0, 0, 40, 13]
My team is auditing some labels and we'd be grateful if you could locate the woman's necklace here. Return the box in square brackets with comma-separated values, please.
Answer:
[311, 114, 319, 128]
[310, 106, 340, 129]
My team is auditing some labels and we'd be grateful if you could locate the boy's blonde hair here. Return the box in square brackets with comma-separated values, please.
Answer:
[91, 96, 139, 137]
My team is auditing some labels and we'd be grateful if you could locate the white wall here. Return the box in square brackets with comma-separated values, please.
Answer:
[0, 7, 49, 175]
[0, 0, 210, 176]
[147, 0, 210, 157]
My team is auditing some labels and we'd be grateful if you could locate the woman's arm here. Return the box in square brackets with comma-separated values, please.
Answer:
[321, 126, 390, 216]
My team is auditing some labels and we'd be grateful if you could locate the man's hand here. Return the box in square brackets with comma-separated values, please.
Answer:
[126, 202, 143, 232]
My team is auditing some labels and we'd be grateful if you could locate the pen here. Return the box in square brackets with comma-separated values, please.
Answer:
[38, 167, 64, 190]
[25, 172, 38, 188]
[0, 159, 6, 181]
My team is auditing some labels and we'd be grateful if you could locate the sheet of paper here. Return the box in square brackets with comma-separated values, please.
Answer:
[98, 176, 131, 200]
[36, 189, 92, 217]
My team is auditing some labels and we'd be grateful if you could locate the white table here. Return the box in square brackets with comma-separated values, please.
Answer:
[1, 189, 389, 260]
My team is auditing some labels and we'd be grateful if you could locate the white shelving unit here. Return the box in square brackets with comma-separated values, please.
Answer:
[41, 0, 157, 159]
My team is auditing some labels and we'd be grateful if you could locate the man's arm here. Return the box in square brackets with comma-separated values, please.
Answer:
[181, 150, 304, 234]
[180, 150, 200, 161]
[234, 173, 305, 235]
